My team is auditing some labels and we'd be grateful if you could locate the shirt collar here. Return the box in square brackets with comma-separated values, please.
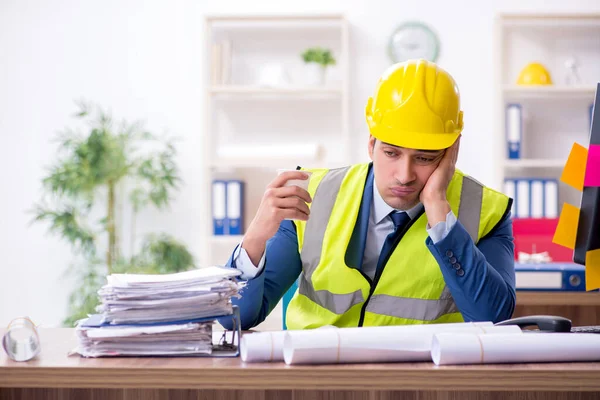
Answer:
[372, 182, 423, 224]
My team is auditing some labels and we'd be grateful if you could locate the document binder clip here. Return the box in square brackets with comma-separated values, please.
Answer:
[211, 305, 242, 357]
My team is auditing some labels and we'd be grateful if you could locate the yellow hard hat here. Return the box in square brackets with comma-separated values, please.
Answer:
[517, 62, 552, 85]
[365, 59, 463, 151]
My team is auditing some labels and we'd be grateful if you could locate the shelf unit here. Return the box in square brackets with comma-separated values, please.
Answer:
[210, 85, 343, 96]
[502, 85, 597, 101]
[495, 14, 600, 325]
[516, 291, 600, 307]
[495, 13, 600, 207]
[202, 14, 350, 271]
[503, 159, 567, 169]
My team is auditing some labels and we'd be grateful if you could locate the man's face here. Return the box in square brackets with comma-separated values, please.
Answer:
[368, 136, 445, 210]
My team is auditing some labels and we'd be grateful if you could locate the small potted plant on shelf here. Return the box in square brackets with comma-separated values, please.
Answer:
[301, 47, 336, 86]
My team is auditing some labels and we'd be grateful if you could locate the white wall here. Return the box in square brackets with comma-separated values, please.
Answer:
[1, 0, 599, 328]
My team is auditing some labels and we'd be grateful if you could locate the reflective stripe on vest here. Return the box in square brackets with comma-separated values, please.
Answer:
[298, 275, 364, 315]
[298, 166, 364, 314]
[299, 169, 484, 318]
[458, 175, 484, 243]
[364, 286, 459, 321]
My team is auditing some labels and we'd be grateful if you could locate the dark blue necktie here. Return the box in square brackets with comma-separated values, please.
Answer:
[376, 211, 410, 275]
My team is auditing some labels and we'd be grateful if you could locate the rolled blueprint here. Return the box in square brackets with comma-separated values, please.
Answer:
[282, 322, 522, 365]
[241, 331, 286, 362]
[241, 324, 339, 362]
[431, 332, 600, 365]
[241, 322, 493, 363]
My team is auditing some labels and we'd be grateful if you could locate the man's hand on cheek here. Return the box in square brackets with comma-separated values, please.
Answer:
[420, 136, 461, 226]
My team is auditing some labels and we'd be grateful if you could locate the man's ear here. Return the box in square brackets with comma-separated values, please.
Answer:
[368, 135, 376, 160]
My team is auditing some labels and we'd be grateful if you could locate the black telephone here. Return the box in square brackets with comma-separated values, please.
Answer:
[494, 315, 572, 333]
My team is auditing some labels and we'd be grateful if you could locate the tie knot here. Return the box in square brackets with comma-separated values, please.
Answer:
[389, 211, 409, 229]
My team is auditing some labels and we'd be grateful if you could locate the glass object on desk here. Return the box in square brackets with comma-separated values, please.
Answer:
[2, 317, 41, 362]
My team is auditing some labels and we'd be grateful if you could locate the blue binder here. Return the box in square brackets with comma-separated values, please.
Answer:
[515, 263, 586, 291]
[212, 180, 227, 235]
[506, 103, 522, 159]
[226, 180, 244, 235]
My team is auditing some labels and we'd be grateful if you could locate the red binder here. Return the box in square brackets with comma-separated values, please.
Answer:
[512, 218, 574, 262]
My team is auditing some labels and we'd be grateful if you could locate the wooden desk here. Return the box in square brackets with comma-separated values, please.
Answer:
[1, 329, 600, 400]
[514, 291, 600, 326]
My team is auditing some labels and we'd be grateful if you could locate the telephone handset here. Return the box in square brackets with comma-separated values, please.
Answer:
[494, 315, 572, 332]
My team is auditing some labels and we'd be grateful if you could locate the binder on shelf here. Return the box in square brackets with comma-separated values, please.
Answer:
[211, 43, 222, 86]
[530, 179, 544, 218]
[221, 39, 232, 85]
[226, 180, 244, 235]
[505, 178, 559, 219]
[512, 218, 575, 263]
[516, 179, 529, 218]
[515, 263, 586, 291]
[504, 179, 516, 217]
[543, 179, 558, 218]
[212, 180, 227, 235]
[506, 103, 522, 159]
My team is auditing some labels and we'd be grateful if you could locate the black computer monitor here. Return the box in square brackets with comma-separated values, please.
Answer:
[573, 83, 600, 265]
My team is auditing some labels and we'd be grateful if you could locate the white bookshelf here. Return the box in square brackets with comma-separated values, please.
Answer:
[209, 234, 244, 242]
[503, 159, 567, 169]
[502, 85, 596, 101]
[494, 13, 600, 209]
[210, 85, 343, 96]
[202, 14, 350, 269]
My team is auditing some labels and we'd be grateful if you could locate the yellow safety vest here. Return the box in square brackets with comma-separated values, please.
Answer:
[286, 163, 511, 329]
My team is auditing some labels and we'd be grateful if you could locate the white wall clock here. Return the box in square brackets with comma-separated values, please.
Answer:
[388, 21, 440, 63]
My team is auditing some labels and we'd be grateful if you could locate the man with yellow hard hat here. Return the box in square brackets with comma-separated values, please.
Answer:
[221, 59, 515, 330]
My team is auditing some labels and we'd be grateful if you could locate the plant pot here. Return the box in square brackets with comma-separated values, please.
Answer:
[303, 63, 326, 86]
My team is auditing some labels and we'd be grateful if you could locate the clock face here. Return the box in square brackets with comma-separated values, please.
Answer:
[389, 22, 440, 63]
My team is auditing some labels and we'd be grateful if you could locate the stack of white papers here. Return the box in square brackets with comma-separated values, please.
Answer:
[98, 266, 243, 324]
[75, 321, 214, 357]
[73, 266, 243, 357]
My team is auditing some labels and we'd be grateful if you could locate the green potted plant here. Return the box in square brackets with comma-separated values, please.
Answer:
[31, 100, 195, 326]
[301, 47, 336, 86]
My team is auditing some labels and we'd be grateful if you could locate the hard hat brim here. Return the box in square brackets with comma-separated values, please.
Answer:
[370, 127, 460, 151]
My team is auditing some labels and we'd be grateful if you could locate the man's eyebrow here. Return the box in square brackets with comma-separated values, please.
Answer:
[416, 149, 443, 154]
[380, 141, 443, 154]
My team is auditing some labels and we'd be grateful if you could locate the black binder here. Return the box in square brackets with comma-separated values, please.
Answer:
[574, 83, 600, 265]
